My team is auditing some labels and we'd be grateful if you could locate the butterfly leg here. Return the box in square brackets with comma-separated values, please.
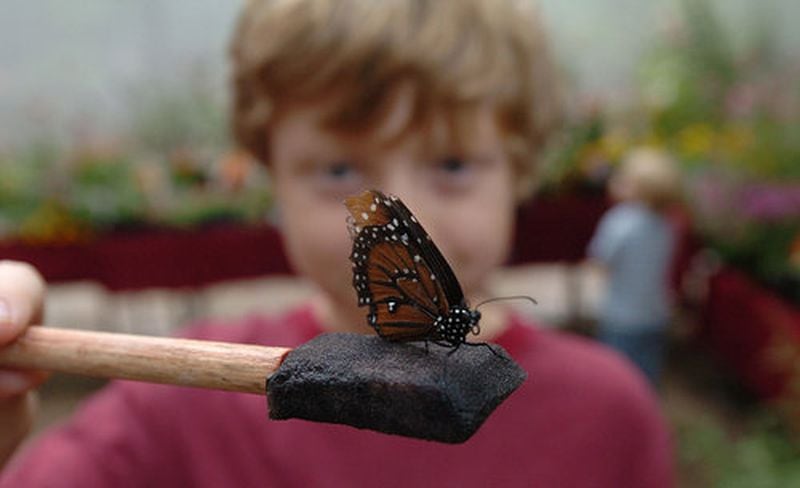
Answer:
[463, 341, 503, 358]
[447, 341, 462, 356]
[429, 340, 453, 351]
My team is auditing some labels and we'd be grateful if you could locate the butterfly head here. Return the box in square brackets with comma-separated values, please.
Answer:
[467, 308, 482, 336]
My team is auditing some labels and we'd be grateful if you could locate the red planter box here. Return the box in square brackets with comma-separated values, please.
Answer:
[0, 224, 292, 291]
[92, 225, 293, 291]
[1, 193, 703, 296]
[0, 196, 611, 290]
[511, 194, 610, 264]
[703, 268, 800, 399]
[0, 195, 698, 293]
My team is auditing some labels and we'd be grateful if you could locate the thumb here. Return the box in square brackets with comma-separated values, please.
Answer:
[0, 261, 46, 345]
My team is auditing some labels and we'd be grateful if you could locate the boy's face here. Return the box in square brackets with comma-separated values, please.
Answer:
[268, 94, 516, 326]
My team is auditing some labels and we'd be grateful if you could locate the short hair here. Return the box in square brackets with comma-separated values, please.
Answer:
[230, 0, 562, 198]
[616, 147, 682, 210]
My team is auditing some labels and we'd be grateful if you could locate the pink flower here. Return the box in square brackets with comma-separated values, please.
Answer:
[740, 184, 800, 222]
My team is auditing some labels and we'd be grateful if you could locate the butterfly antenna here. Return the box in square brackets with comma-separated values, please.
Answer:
[475, 295, 538, 310]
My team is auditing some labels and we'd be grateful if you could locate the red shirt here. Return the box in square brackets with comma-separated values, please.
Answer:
[2, 306, 674, 487]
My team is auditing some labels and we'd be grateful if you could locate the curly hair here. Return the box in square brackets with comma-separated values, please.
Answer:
[230, 0, 562, 197]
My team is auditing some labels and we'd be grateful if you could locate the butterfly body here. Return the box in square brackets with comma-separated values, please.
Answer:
[345, 190, 483, 350]
[432, 306, 482, 347]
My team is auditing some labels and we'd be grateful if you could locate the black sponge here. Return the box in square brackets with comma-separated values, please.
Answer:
[266, 333, 527, 444]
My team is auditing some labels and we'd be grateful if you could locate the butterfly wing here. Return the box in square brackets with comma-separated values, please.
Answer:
[385, 192, 466, 308]
[362, 239, 440, 341]
[345, 190, 464, 341]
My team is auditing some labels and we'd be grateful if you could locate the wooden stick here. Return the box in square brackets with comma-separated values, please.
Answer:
[0, 327, 292, 395]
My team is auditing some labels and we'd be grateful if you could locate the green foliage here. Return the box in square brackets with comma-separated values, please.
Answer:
[0, 144, 55, 227]
[128, 67, 229, 154]
[678, 412, 800, 487]
[69, 153, 147, 229]
[542, 0, 800, 305]
[0, 63, 271, 243]
[539, 111, 607, 194]
[640, 0, 735, 135]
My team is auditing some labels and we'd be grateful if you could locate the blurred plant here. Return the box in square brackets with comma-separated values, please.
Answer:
[0, 147, 272, 244]
[0, 142, 91, 243]
[0, 144, 53, 237]
[68, 149, 147, 230]
[677, 300, 800, 486]
[0, 58, 275, 244]
[639, 0, 736, 137]
[667, 4, 800, 302]
[0, 145, 271, 243]
[677, 411, 800, 487]
[128, 64, 229, 156]
[638, 0, 800, 176]
[541, 0, 800, 305]
[688, 170, 800, 304]
[539, 107, 607, 194]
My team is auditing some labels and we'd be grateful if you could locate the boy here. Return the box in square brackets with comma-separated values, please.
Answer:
[0, 1, 673, 485]
[588, 148, 682, 386]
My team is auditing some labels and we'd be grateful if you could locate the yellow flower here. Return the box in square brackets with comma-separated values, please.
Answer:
[18, 201, 90, 245]
[677, 123, 715, 158]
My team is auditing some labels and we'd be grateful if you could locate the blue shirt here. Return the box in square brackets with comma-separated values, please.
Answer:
[588, 202, 675, 330]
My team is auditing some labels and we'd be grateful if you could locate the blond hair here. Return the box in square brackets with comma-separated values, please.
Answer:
[230, 0, 562, 197]
[615, 148, 682, 210]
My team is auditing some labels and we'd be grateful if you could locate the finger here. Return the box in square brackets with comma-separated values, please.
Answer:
[0, 392, 38, 467]
[0, 370, 49, 400]
[0, 261, 46, 345]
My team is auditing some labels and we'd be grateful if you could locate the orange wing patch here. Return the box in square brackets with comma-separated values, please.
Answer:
[344, 190, 394, 237]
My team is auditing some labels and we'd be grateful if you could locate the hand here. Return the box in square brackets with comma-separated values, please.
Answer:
[0, 261, 48, 468]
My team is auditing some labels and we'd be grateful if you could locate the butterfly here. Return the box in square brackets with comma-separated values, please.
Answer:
[344, 189, 491, 353]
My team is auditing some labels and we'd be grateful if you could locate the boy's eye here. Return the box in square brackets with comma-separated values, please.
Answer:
[313, 159, 364, 198]
[325, 161, 355, 179]
[429, 156, 478, 193]
[438, 157, 467, 174]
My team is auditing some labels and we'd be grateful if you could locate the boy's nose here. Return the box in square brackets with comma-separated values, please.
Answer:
[370, 158, 443, 238]
[375, 165, 421, 210]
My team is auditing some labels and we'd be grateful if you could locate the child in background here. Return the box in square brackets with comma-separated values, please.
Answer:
[0, 1, 674, 486]
[588, 148, 682, 386]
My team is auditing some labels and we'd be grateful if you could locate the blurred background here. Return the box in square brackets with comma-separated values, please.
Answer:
[1, 0, 799, 485]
